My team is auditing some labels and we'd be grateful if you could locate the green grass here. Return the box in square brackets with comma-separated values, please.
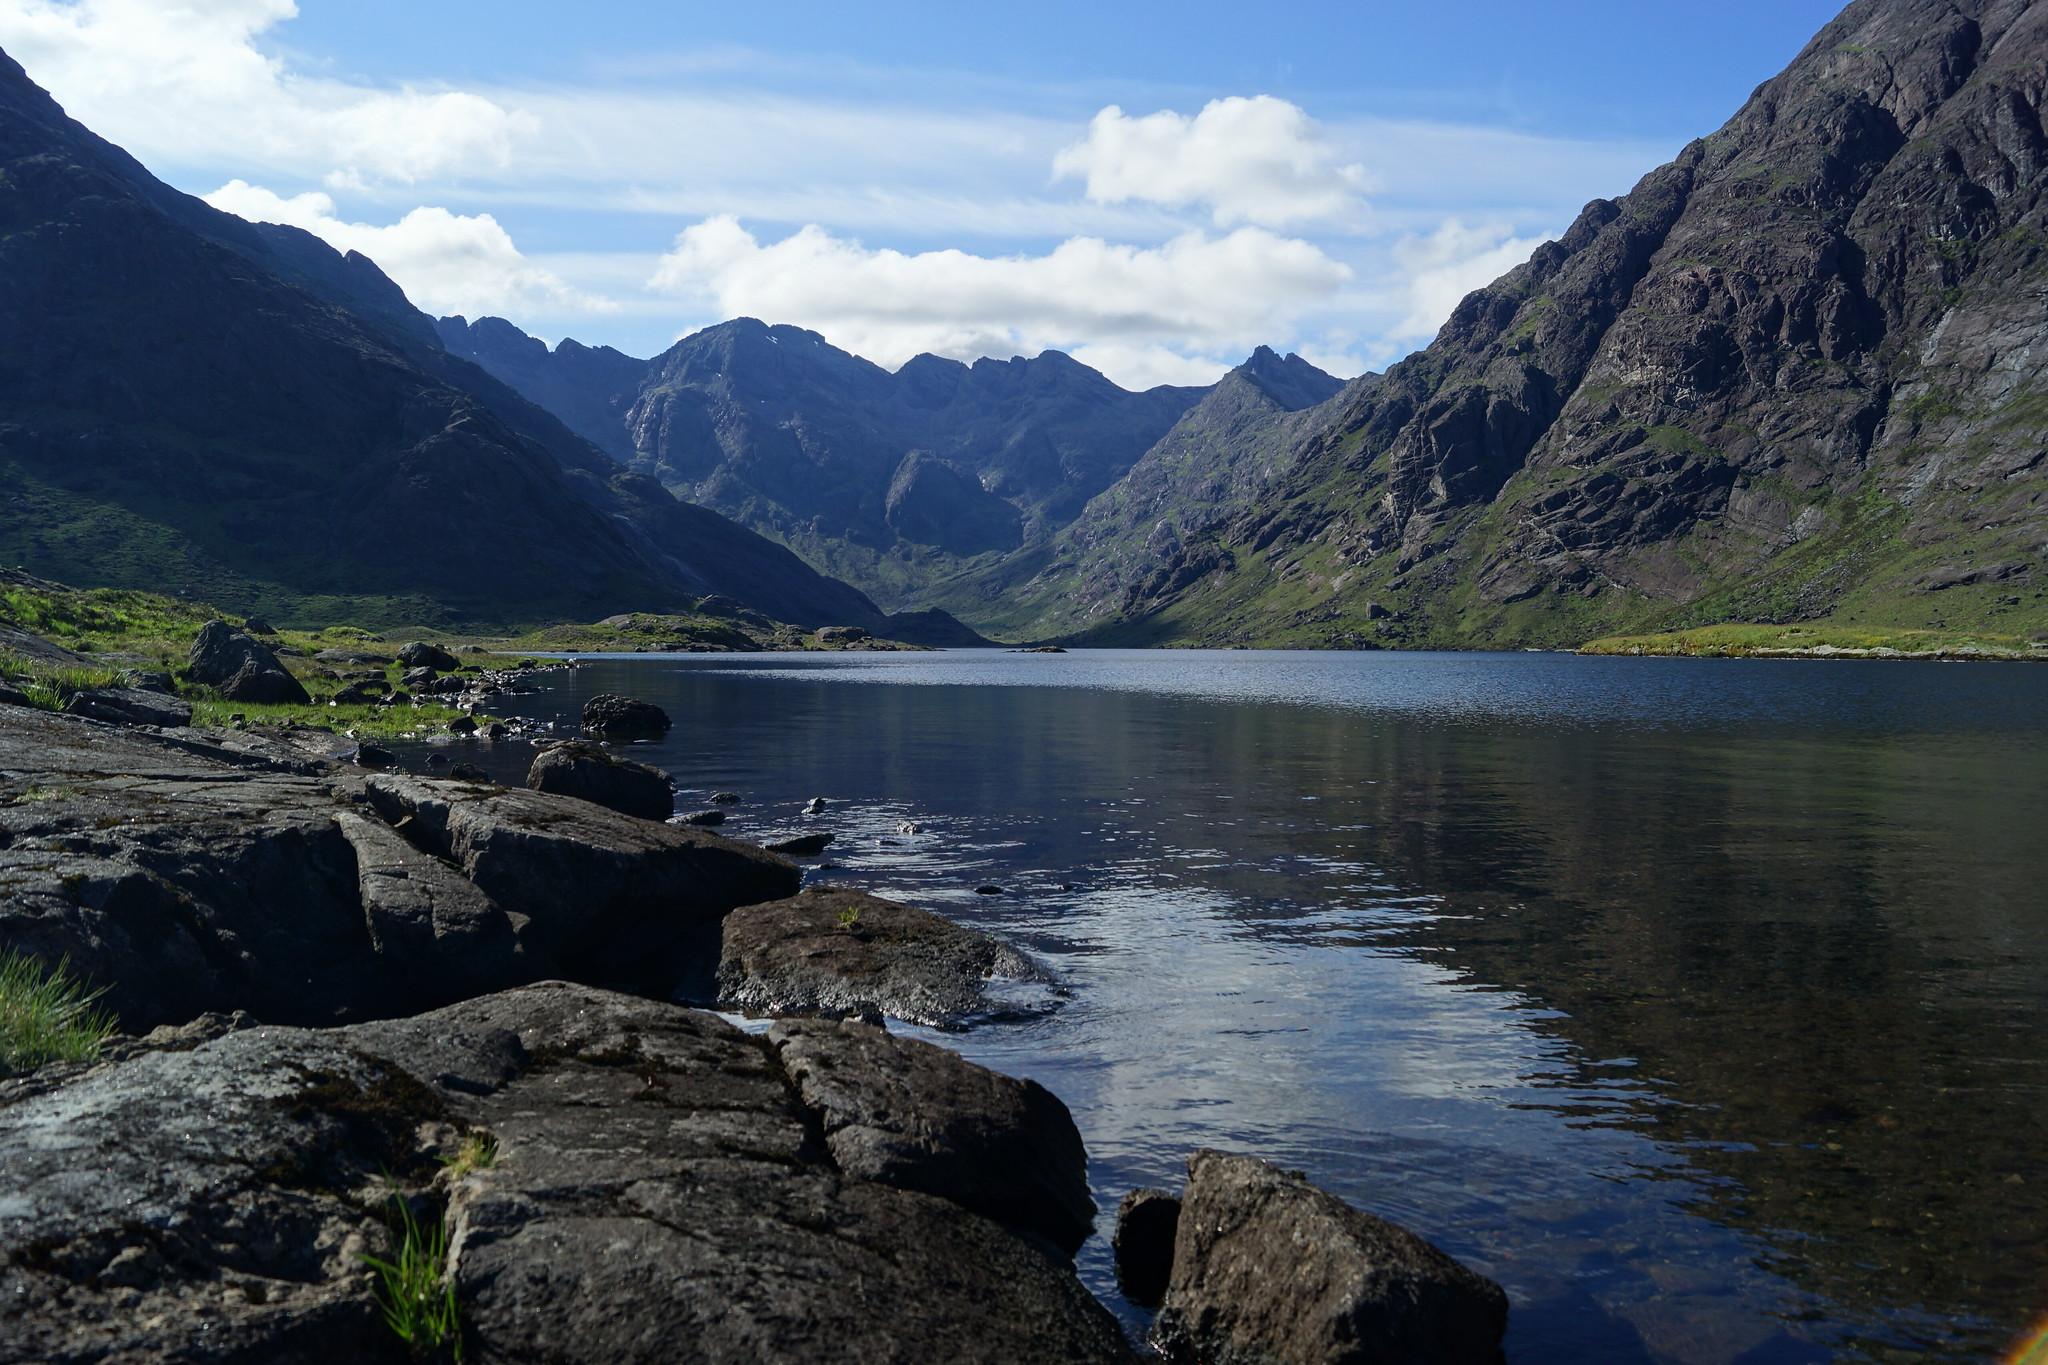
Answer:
[438, 1132, 499, 1180]
[0, 952, 117, 1076]
[362, 1194, 463, 1361]
[1579, 622, 2046, 659]
[0, 653, 124, 711]
[189, 699, 486, 741]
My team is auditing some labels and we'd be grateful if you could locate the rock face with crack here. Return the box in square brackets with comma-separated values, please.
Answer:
[0, 983, 1137, 1364]
[768, 1017, 1096, 1255]
[1150, 1150, 1509, 1365]
[717, 886, 1053, 1027]
[0, 705, 796, 1031]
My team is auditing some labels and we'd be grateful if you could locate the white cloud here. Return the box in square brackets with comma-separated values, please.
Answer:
[1053, 96, 1369, 229]
[204, 180, 614, 318]
[0, 0, 532, 185]
[647, 216, 1349, 389]
[1389, 219, 1550, 342]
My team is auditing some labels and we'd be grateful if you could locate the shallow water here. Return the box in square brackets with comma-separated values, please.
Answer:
[430, 649, 2048, 1362]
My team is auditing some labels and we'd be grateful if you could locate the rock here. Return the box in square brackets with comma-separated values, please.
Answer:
[803, 796, 827, 814]
[448, 716, 477, 735]
[120, 669, 175, 694]
[397, 641, 460, 670]
[484, 722, 508, 740]
[1113, 1189, 1181, 1307]
[709, 791, 741, 804]
[815, 625, 870, 644]
[718, 887, 1051, 1028]
[898, 820, 922, 834]
[331, 679, 385, 704]
[187, 619, 309, 704]
[383, 688, 412, 705]
[525, 739, 675, 821]
[59, 687, 191, 728]
[765, 832, 832, 857]
[426, 752, 450, 766]
[976, 884, 1005, 895]
[242, 615, 275, 634]
[365, 773, 797, 992]
[675, 808, 725, 826]
[0, 682, 30, 709]
[0, 984, 1134, 1364]
[0, 706, 801, 1033]
[1152, 1150, 1509, 1365]
[581, 692, 671, 736]
[448, 762, 493, 782]
[769, 1017, 1096, 1255]
[353, 742, 397, 770]
[1020, 645, 1067, 653]
[402, 665, 439, 687]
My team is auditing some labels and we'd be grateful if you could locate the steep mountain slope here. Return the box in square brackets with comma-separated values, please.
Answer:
[947, 348, 1353, 636]
[1069, 0, 2048, 647]
[442, 315, 1205, 612]
[0, 47, 968, 640]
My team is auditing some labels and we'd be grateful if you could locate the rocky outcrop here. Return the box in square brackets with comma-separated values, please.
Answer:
[1150, 1150, 1509, 1365]
[0, 704, 794, 1031]
[580, 692, 671, 736]
[59, 687, 191, 728]
[0, 983, 1137, 1364]
[397, 641, 460, 671]
[717, 887, 1053, 1028]
[768, 1017, 1096, 1255]
[186, 619, 309, 704]
[525, 739, 674, 820]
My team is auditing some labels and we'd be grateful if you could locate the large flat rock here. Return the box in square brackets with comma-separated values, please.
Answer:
[717, 886, 1053, 1028]
[0, 706, 794, 1031]
[0, 983, 1135, 1364]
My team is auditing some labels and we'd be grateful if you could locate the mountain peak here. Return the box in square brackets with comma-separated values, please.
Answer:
[1232, 346, 1343, 412]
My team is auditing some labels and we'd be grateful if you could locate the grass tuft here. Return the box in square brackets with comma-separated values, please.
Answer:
[437, 1132, 499, 1180]
[0, 952, 116, 1075]
[362, 1194, 463, 1361]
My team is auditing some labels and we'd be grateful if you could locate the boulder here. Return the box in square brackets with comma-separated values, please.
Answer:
[187, 619, 308, 703]
[0, 705, 795, 1032]
[765, 832, 832, 856]
[718, 887, 1052, 1028]
[815, 625, 870, 644]
[1113, 1189, 1181, 1307]
[581, 692, 671, 736]
[0, 984, 1135, 1364]
[675, 808, 725, 826]
[525, 739, 674, 821]
[397, 640, 460, 670]
[1151, 1150, 1509, 1365]
[241, 616, 275, 634]
[402, 665, 439, 687]
[59, 687, 191, 728]
[119, 669, 175, 694]
[770, 1017, 1096, 1255]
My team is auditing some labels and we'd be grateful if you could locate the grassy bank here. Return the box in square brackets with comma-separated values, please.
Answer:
[1578, 622, 2048, 660]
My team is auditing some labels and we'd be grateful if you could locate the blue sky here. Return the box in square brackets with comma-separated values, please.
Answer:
[0, 1, 1844, 387]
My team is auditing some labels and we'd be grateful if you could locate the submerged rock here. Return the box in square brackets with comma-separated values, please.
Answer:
[581, 692, 672, 736]
[718, 886, 1051, 1028]
[1152, 1150, 1509, 1365]
[525, 739, 674, 820]
[0, 983, 1135, 1364]
[764, 832, 832, 857]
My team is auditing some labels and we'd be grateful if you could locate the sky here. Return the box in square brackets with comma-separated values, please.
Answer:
[0, 0, 1845, 389]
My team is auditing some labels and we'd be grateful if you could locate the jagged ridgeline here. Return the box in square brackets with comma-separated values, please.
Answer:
[1041, 0, 2048, 647]
[0, 48, 977, 643]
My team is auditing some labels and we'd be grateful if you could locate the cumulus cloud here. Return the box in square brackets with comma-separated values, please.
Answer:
[647, 215, 1350, 389]
[204, 180, 612, 318]
[0, 0, 532, 184]
[1053, 96, 1368, 229]
[1389, 219, 1548, 342]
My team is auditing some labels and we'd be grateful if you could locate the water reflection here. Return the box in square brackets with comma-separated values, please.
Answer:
[432, 650, 2048, 1363]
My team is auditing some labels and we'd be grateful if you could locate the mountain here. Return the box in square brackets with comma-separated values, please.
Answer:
[1021, 0, 2048, 647]
[0, 47, 975, 643]
[437, 315, 1206, 612]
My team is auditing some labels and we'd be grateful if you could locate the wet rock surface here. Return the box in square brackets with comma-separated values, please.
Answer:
[717, 886, 1053, 1028]
[768, 1017, 1096, 1255]
[524, 738, 674, 820]
[0, 706, 794, 1030]
[1152, 1150, 1510, 1365]
[0, 983, 1137, 1364]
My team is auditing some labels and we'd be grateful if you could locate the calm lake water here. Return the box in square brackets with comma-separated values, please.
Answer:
[433, 649, 2048, 1363]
